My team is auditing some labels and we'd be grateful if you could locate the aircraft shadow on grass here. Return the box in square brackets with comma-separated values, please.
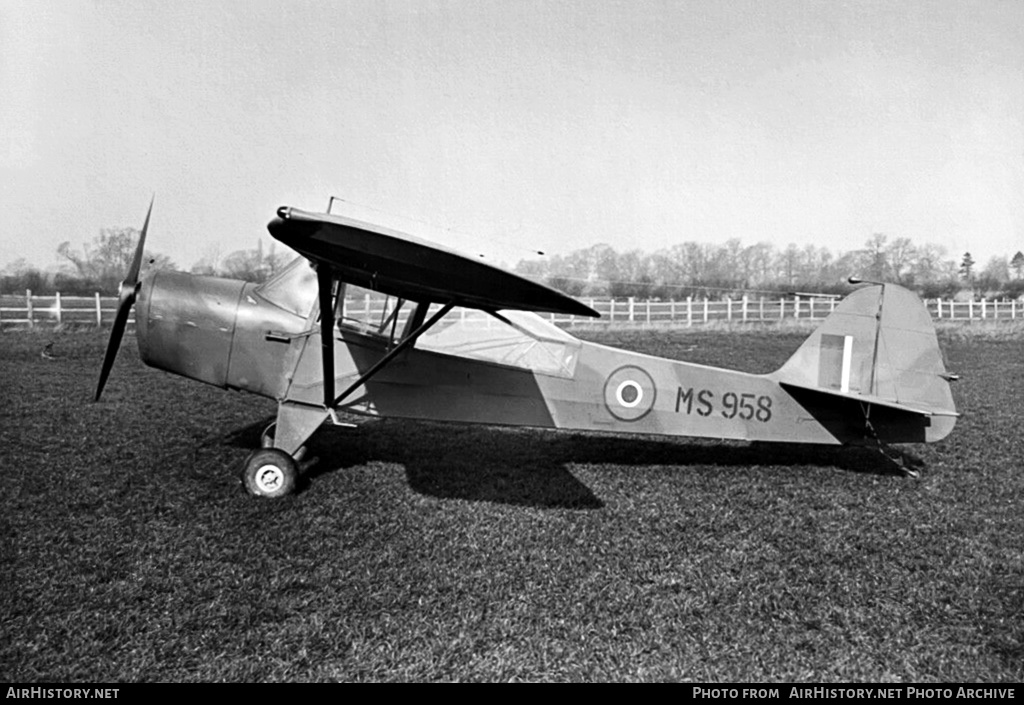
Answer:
[222, 416, 922, 509]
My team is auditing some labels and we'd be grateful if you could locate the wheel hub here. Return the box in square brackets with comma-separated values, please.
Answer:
[254, 464, 285, 494]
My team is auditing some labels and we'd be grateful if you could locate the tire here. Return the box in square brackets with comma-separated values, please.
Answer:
[242, 448, 298, 498]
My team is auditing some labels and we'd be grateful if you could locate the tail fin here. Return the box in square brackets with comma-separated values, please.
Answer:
[773, 284, 957, 444]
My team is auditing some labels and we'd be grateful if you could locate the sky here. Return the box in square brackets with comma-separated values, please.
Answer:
[2, 0, 1022, 275]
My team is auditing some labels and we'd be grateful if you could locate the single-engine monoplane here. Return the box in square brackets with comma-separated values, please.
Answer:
[95, 199, 959, 497]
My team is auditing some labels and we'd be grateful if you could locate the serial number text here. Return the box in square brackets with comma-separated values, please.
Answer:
[675, 387, 773, 422]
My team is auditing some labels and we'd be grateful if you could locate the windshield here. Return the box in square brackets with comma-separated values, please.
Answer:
[254, 257, 318, 317]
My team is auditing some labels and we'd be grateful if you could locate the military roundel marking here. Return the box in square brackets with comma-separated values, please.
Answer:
[604, 366, 657, 421]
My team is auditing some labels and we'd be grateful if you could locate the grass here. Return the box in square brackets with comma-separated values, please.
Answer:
[1, 326, 1021, 682]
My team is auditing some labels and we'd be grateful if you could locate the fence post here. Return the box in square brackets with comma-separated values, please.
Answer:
[969, 299, 974, 320]
[609, 298, 615, 323]
[686, 297, 692, 327]
[1013, 299, 1017, 320]
[670, 299, 676, 323]
[703, 298, 709, 324]
[779, 296, 785, 320]
[26, 289, 34, 328]
[981, 298, 987, 319]
[55, 291, 62, 325]
[95, 292, 102, 327]
[726, 297, 732, 321]
[628, 297, 635, 322]
[742, 295, 748, 322]
[645, 299, 651, 324]
[759, 297, 764, 322]
[793, 295, 800, 319]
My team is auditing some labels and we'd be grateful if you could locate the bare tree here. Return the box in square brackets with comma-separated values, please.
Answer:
[58, 227, 175, 292]
[886, 237, 918, 285]
[863, 233, 889, 281]
[978, 256, 1009, 293]
[912, 243, 950, 284]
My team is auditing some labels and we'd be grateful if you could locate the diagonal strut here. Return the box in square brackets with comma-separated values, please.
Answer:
[330, 302, 454, 409]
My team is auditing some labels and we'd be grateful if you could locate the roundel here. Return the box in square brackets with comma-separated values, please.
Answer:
[603, 365, 657, 422]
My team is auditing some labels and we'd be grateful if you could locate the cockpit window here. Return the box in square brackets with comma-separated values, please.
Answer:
[257, 261, 580, 376]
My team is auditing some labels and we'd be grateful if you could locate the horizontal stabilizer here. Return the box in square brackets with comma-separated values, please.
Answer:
[779, 381, 959, 418]
[267, 207, 599, 318]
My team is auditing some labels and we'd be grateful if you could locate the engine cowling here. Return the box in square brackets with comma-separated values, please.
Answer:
[136, 271, 245, 389]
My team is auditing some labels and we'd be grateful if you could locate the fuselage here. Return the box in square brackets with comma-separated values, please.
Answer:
[134, 266, 955, 449]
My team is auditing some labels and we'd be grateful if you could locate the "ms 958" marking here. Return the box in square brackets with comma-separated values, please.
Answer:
[675, 387, 773, 423]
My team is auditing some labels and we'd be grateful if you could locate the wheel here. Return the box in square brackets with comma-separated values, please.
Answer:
[242, 448, 298, 498]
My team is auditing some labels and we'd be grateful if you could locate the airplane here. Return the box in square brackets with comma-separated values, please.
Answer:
[95, 198, 959, 497]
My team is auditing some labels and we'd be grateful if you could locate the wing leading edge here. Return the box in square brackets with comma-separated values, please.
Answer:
[267, 207, 599, 318]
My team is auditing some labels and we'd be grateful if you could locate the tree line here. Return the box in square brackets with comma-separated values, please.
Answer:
[1, 228, 292, 296]
[513, 234, 1024, 300]
[4, 227, 1023, 300]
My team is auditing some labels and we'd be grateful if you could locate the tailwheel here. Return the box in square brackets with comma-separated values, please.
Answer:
[864, 417, 922, 479]
[242, 448, 298, 498]
[876, 443, 922, 479]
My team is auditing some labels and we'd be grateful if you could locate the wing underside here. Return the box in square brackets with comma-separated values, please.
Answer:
[267, 207, 598, 318]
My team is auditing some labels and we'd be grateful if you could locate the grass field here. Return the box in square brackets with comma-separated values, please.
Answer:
[1, 326, 1021, 682]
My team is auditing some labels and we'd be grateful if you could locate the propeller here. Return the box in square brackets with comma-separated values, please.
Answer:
[94, 196, 153, 401]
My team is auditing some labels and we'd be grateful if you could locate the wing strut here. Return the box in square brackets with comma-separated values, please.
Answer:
[316, 264, 335, 408]
[331, 302, 454, 409]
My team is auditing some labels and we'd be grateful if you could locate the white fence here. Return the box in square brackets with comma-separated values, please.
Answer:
[1, 292, 121, 329]
[1, 289, 1021, 330]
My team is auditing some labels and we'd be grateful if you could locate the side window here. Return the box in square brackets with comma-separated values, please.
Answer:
[337, 284, 414, 341]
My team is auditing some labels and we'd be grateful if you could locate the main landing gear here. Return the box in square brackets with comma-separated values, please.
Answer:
[242, 448, 299, 498]
[240, 421, 313, 498]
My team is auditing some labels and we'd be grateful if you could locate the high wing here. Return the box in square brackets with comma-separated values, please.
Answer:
[267, 206, 599, 318]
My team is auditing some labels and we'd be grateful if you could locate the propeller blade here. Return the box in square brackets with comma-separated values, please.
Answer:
[125, 194, 154, 285]
[94, 291, 134, 401]
[94, 197, 153, 401]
